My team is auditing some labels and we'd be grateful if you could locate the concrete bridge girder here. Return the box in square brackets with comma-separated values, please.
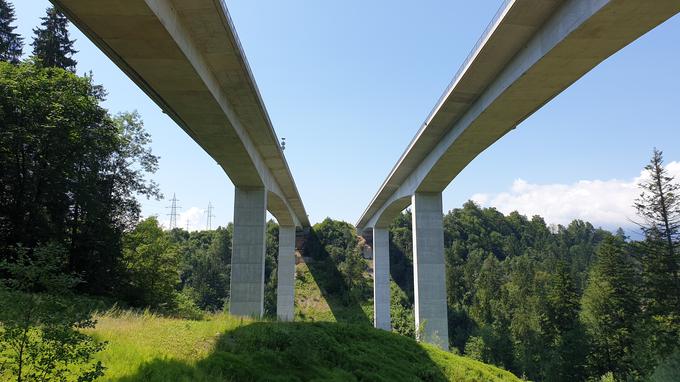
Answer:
[358, 0, 680, 350]
[141, 0, 304, 226]
[52, 0, 308, 320]
[143, 0, 304, 319]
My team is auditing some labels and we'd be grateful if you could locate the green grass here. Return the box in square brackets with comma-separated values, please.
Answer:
[79, 256, 521, 381]
[83, 309, 243, 380]
[293, 262, 373, 324]
[85, 310, 521, 381]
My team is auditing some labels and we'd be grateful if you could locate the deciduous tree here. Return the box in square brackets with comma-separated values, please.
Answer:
[120, 217, 179, 308]
[0, 62, 160, 293]
[0, 243, 105, 382]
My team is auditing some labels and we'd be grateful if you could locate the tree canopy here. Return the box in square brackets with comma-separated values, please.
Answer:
[0, 62, 160, 293]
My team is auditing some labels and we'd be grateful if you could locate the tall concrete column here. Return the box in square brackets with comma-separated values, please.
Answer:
[276, 225, 296, 321]
[373, 227, 391, 330]
[412, 192, 449, 350]
[229, 187, 267, 317]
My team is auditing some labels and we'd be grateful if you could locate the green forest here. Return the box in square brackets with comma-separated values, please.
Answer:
[384, 196, 680, 381]
[1, 1, 679, 381]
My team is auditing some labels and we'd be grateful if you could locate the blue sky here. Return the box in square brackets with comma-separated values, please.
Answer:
[11, 1, 680, 232]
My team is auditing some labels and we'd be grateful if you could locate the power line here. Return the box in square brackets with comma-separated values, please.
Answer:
[165, 193, 181, 229]
[206, 201, 216, 230]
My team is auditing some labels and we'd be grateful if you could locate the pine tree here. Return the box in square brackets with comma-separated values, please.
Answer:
[544, 261, 588, 382]
[580, 237, 643, 379]
[0, 0, 22, 63]
[31, 6, 77, 71]
[635, 148, 680, 257]
[634, 148, 680, 359]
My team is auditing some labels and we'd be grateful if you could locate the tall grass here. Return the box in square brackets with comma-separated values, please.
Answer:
[84, 309, 520, 381]
[84, 309, 249, 380]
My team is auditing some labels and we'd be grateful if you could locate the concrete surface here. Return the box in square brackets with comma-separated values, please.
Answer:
[276, 226, 296, 321]
[52, 0, 309, 228]
[412, 192, 448, 350]
[357, 0, 680, 231]
[230, 187, 267, 317]
[373, 227, 391, 330]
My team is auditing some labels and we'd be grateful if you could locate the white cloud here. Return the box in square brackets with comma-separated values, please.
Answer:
[470, 161, 680, 230]
[160, 206, 207, 231]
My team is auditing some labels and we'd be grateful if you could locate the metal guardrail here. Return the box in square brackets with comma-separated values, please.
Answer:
[425, 0, 515, 129]
[357, 0, 516, 228]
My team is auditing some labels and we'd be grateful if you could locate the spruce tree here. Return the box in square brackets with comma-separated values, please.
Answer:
[31, 6, 77, 71]
[580, 237, 642, 379]
[0, 0, 22, 63]
[634, 148, 680, 358]
[635, 148, 680, 257]
[544, 261, 588, 382]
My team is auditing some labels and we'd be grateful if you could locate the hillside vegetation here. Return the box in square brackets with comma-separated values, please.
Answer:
[85, 310, 521, 382]
[83, 255, 521, 381]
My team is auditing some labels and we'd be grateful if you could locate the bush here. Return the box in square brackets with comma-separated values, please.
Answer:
[391, 282, 415, 338]
[0, 243, 106, 381]
[464, 336, 486, 361]
[172, 289, 205, 320]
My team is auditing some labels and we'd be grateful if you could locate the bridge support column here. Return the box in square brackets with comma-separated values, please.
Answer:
[229, 187, 267, 317]
[276, 225, 296, 321]
[373, 227, 391, 330]
[412, 192, 449, 350]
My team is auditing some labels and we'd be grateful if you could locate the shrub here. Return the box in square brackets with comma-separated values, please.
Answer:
[0, 243, 106, 381]
[172, 289, 205, 321]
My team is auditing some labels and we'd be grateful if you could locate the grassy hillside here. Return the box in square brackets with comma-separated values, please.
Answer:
[81, 255, 521, 381]
[86, 311, 521, 382]
[293, 260, 373, 325]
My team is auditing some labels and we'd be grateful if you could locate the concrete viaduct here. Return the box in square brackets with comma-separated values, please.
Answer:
[53, 0, 680, 349]
[357, 0, 680, 349]
[52, 0, 309, 321]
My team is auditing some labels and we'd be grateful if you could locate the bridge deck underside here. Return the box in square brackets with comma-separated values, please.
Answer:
[55, 0, 309, 226]
[358, 0, 680, 229]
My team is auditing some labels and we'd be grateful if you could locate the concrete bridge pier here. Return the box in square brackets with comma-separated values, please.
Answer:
[412, 192, 449, 350]
[54, 0, 313, 319]
[229, 187, 267, 317]
[373, 227, 391, 330]
[276, 225, 296, 321]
